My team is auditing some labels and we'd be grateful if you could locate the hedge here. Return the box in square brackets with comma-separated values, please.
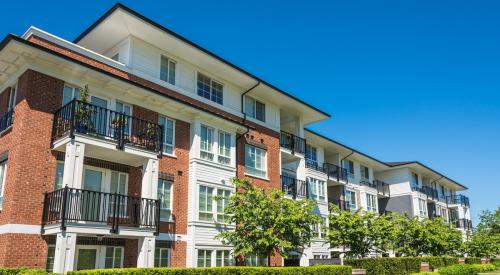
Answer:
[0, 269, 47, 275]
[345, 256, 459, 275]
[464, 257, 481, 264]
[68, 266, 352, 275]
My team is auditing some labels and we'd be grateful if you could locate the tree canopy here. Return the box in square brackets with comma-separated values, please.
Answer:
[466, 207, 500, 257]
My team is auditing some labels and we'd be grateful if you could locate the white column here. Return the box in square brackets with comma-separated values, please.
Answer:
[137, 236, 156, 268]
[142, 158, 158, 199]
[62, 141, 85, 189]
[52, 232, 77, 274]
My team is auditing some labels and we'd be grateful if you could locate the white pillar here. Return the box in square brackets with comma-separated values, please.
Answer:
[142, 158, 158, 199]
[137, 236, 156, 268]
[53, 232, 77, 274]
[63, 141, 85, 189]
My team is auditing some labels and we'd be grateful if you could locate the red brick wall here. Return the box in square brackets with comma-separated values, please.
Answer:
[123, 239, 138, 268]
[0, 234, 48, 268]
[170, 241, 187, 267]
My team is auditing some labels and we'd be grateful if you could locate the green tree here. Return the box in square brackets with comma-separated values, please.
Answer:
[466, 207, 500, 257]
[392, 213, 426, 256]
[420, 217, 463, 256]
[215, 178, 321, 265]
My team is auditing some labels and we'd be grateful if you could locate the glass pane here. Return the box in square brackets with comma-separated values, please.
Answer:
[110, 171, 118, 193]
[63, 86, 74, 105]
[77, 249, 97, 270]
[168, 61, 176, 85]
[256, 101, 265, 122]
[84, 169, 102, 192]
[245, 97, 255, 118]
[54, 162, 64, 190]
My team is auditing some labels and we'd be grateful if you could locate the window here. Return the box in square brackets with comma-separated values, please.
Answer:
[8, 85, 16, 111]
[104, 247, 123, 269]
[62, 85, 81, 105]
[218, 131, 231, 165]
[199, 185, 214, 221]
[345, 190, 357, 211]
[154, 248, 170, 267]
[244, 96, 265, 122]
[343, 160, 355, 180]
[216, 189, 231, 223]
[197, 250, 212, 267]
[216, 250, 233, 267]
[54, 162, 64, 190]
[46, 245, 55, 272]
[159, 116, 175, 155]
[158, 179, 172, 220]
[366, 194, 377, 213]
[197, 73, 223, 104]
[305, 144, 317, 164]
[418, 198, 427, 217]
[200, 125, 215, 161]
[320, 217, 328, 238]
[0, 160, 7, 209]
[160, 56, 176, 85]
[111, 53, 119, 61]
[245, 254, 268, 266]
[307, 177, 326, 202]
[314, 254, 329, 259]
[411, 173, 419, 187]
[360, 165, 370, 180]
[245, 144, 266, 178]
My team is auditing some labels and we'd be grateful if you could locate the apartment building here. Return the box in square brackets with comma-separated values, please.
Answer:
[0, 3, 471, 272]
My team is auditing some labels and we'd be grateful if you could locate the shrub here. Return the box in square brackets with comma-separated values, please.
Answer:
[0, 269, 46, 275]
[409, 273, 438, 275]
[492, 258, 500, 268]
[438, 265, 478, 275]
[345, 256, 459, 275]
[470, 264, 496, 272]
[69, 265, 352, 275]
[464, 257, 481, 264]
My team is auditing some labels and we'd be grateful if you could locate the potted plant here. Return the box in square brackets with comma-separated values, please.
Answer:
[74, 85, 93, 133]
[145, 122, 158, 150]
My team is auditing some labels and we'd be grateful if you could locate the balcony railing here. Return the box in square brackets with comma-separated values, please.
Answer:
[453, 219, 473, 230]
[374, 180, 390, 197]
[422, 186, 439, 200]
[0, 109, 14, 133]
[447, 194, 470, 207]
[52, 100, 163, 154]
[359, 179, 377, 189]
[280, 131, 305, 155]
[305, 159, 325, 173]
[281, 175, 308, 199]
[323, 163, 349, 183]
[42, 186, 160, 234]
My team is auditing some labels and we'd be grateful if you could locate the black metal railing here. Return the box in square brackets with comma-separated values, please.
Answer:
[373, 180, 390, 197]
[42, 186, 160, 234]
[280, 131, 306, 155]
[359, 179, 377, 189]
[51, 100, 163, 154]
[323, 163, 349, 183]
[305, 159, 325, 173]
[447, 194, 470, 207]
[453, 219, 473, 230]
[411, 185, 426, 194]
[422, 186, 439, 200]
[281, 175, 308, 199]
[0, 109, 14, 132]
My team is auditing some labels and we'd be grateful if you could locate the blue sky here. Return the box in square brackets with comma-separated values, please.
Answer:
[1, 1, 498, 223]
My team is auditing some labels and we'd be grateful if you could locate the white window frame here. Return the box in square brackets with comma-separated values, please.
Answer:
[418, 198, 427, 217]
[245, 144, 267, 178]
[198, 184, 232, 223]
[366, 193, 377, 213]
[244, 95, 266, 122]
[217, 130, 231, 165]
[345, 189, 357, 211]
[160, 55, 176, 85]
[0, 160, 7, 210]
[158, 179, 173, 221]
[197, 73, 223, 105]
[54, 161, 64, 190]
[343, 160, 355, 180]
[200, 124, 215, 162]
[154, 247, 171, 267]
[411, 172, 419, 187]
[198, 185, 214, 222]
[197, 249, 213, 267]
[245, 253, 268, 266]
[215, 250, 234, 267]
[159, 116, 175, 156]
[216, 189, 231, 223]
[46, 245, 56, 272]
[307, 177, 326, 202]
[305, 144, 318, 164]
[104, 246, 124, 269]
[360, 165, 370, 181]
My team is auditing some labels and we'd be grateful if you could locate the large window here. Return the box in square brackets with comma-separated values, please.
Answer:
[0, 160, 7, 209]
[217, 189, 231, 223]
[199, 185, 214, 221]
[216, 250, 234, 267]
[46, 245, 55, 272]
[305, 144, 317, 165]
[245, 144, 266, 178]
[360, 165, 370, 180]
[307, 177, 326, 202]
[54, 162, 64, 190]
[158, 179, 173, 221]
[197, 250, 212, 267]
[245, 254, 268, 266]
[366, 194, 377, 213]
[411, 172, 419, 187]
[62, 85, 81, 105]
[200, 125, 232, 166]
[159, 116, 175, 155]
[154, 248, 170, 267]
[345, 190, 357, 211]
[160, 56, 176, 85]
[104, 247, 123, 269]
[244, 96, 265, 122]
[197, 73, 223, 104]
[218, 131, 231, 165]
[418, 198, 427, 217]
[200, 125, 215, 161]
[343, 160, 355, 180]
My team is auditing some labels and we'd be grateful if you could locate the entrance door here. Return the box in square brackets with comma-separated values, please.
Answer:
[82, 167, 106, 222]
[76, 248, 98, 270]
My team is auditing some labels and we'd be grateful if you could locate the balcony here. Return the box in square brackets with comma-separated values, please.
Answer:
[0, 109, 14, 133]
[323, 163, 349, 183]
[373, 180, 390, 197]
[280, 131, 305, 155]
[42, 186, 160, 234]
[52, 100, 163, 155]
[359, 179, 377, 189]
[453, 219, 473, 230]
[305, 159, 325, 173]
[422, 186, 439, 201]
[281, 175, 308, 199]
[447, 194, 470, 207]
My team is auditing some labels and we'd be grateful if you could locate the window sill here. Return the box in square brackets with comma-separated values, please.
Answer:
[244, 173, 269, 182]
[162, 153, 177, 159]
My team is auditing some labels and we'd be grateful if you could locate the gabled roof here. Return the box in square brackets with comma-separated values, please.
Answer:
[73, 3, 330, 122]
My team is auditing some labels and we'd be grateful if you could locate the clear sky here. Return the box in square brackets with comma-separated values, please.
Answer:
[1, 0, 498, 224]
